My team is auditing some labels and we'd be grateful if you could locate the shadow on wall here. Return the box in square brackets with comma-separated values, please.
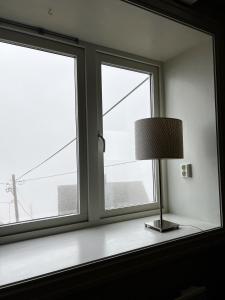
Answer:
[203, 125, 218, 168]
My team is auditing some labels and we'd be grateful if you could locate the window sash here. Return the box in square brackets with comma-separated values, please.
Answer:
[0, 28, 88, 237]
[95, 52, 161, 219]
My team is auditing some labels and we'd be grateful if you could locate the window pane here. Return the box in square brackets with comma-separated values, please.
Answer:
[0, 42, 78, 225]
[101, 64, 155, 210]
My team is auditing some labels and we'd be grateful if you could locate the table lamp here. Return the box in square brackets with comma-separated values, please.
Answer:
[135, 117, 183, 232]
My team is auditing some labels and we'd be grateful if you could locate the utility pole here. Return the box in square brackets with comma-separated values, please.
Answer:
[12, 174, 19, 222]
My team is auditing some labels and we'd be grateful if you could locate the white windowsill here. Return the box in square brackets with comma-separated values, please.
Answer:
[0, 214, 219, 288]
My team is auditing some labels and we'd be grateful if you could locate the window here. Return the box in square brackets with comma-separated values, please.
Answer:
[97, 54, 160, 217]
[102, 65, 154, 210]
[0, 30, 87, 237]
[0, 41, 80, 224]
[0, 28, 160, 239]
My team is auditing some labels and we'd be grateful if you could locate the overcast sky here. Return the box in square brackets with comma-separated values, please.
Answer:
[0, 41, 76, 223]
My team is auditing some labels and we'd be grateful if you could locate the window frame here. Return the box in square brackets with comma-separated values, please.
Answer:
[0, 27, 88, 238]
[95, 52, 161, 219]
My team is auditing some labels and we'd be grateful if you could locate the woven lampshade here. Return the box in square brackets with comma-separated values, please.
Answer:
[135, 117, 183, 160]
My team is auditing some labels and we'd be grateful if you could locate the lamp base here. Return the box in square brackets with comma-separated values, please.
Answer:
[145, 220, 179, 232]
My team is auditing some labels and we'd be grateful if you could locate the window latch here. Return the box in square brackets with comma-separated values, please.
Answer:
[98, 132, 106, 152]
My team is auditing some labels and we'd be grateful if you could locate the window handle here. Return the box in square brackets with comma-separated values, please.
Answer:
[98, 132, 106, 152]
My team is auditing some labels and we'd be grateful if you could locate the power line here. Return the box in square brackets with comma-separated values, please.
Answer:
[17, 137, 77, 180]
[103, 76, 150, 117]
[18, 200, 32, 218]
[16, 188, 32, 218]
[12, 75, 150, 182]
[21, 171, 76, 182]
[19, 160, 140, 183]
[105, 160, 138, 168]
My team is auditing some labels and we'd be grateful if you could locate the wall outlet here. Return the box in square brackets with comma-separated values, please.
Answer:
[181, 164, 192, 178]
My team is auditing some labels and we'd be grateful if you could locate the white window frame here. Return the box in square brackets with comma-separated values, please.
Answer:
[0, 27, 165, 242]
[95, 52, 161, 219]
[0, 28, 88, 238]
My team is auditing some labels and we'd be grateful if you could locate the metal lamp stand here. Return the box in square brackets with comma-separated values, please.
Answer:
[145, 159, 179, 232]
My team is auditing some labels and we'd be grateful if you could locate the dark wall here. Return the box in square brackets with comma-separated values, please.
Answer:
[1, 232, 225, 300]
[1, 1, 225, 299]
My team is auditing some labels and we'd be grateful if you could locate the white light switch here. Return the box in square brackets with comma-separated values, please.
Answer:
[181, 164, 192, 178]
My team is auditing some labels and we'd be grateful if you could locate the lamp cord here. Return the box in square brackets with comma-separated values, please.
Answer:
[179, 224, 204, 232]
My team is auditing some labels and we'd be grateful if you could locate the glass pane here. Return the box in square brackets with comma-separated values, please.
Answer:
[101, 64, 155, 210]
[0, 41, 78, 225]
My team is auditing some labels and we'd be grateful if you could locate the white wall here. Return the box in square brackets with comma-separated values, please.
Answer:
[164, 40, 221, 225]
